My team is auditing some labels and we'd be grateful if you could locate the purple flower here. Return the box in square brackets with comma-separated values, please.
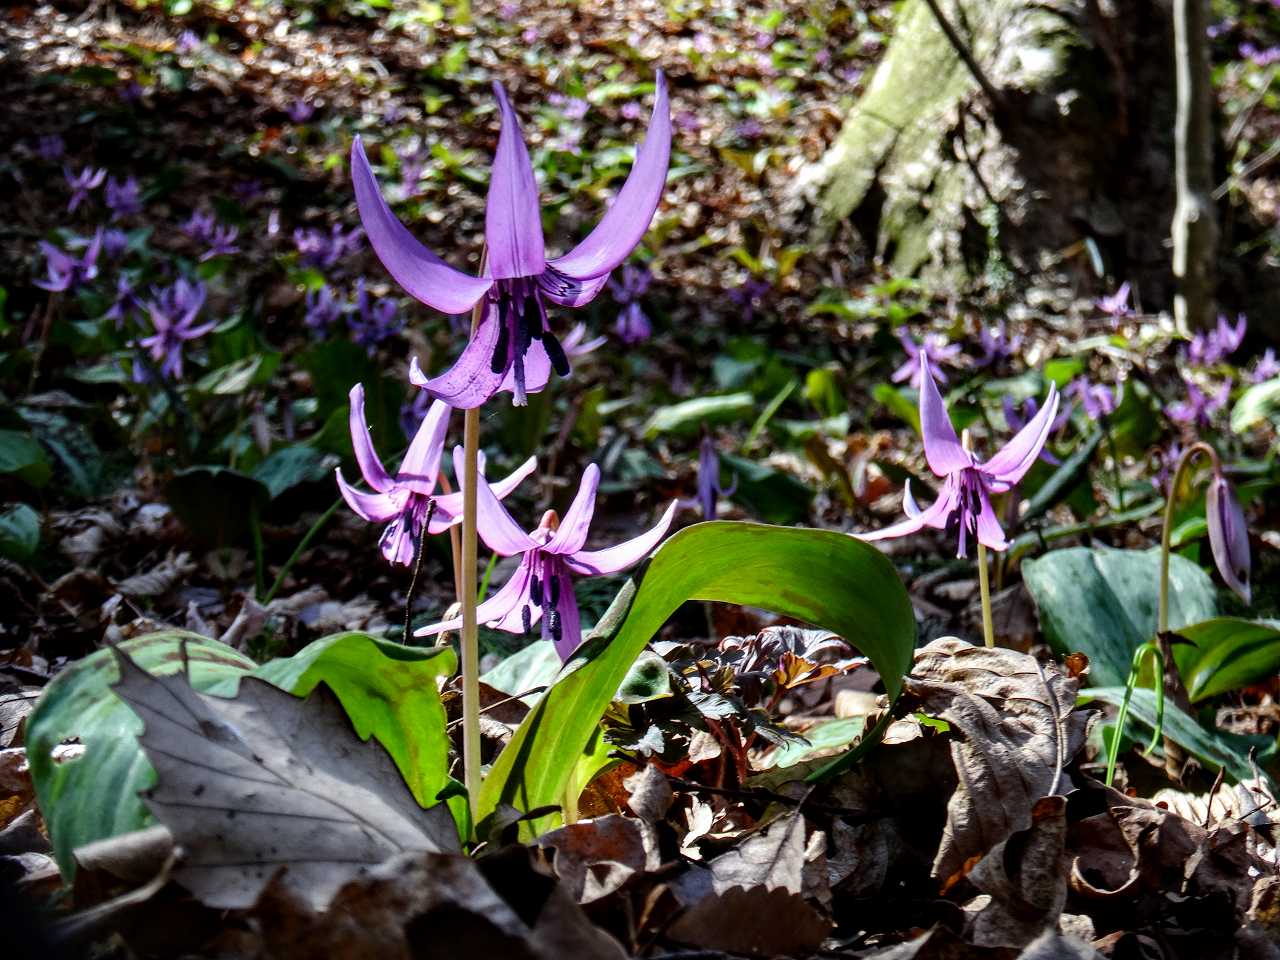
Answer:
[610, 264, 652, 344]
[335, 385, 536, 566]
[728, 278, 770, 323]
[176, 30, 201, 54]
[861, 354, 1060, 557]
[105, 176, 143, 219]
[620, 101, 643, 120]
[288, 98, 316, 123]
[1096, 282, 1133, 324]
[35, 229, 103, 292]
[892, 330, 961, 388]
[1069, 376, 1119, 419]
[615, 302, 652, 344]
[1002, 394, 1071, 466]
[200, 224, 240, 261]
[561, 97, 589, 121]
[561, 321, 607, 360]
[294, 224, 363, 270]
[1247, 348, 1280, 384]
[104, 274, 136, 327]
[64, 165, 106, 213]
[697, 433, 737, 519]
[351, 72, 671, 409]
[1168, 377, 1231, 429]
[398, 147, 427, 198]
[1206, 472, 1251, 605]
[1187, 313, 1246, 366]
[974, 321, 1023, 369]
[418, 459, 677, 658]
[37, 134, 65, 162]
[304, 284, 344, 334]
[181, 210, 217, 244]
[1154, 442, 1183, 495]
[349, 278, 402, 351]
[135, 278, 213, 380]
[735, 119, 765, 141]
[102, 228, 130, 259]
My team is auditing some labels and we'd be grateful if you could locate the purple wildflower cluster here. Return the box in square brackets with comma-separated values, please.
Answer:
[609, 264, 653, 344]
[294, 224, 363, 270]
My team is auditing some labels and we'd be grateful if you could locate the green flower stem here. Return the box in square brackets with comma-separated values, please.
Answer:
[262, 497, 341, 606]
[977, 541, 994, 647]
[1158, 441, 1218, 634]
[1105, 641, 1166, 786]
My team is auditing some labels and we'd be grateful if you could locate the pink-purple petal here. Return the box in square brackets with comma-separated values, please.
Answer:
[348, 383, 393, 493]
[334, 468, 402, 522]
[917, 354, 970, 477]
[982, 383, 1059, 488]
[351, 136, 493, 314]
[537, 270, 611, 308]
[451, 444, 540, 555]
[859, 480, 958, 542]
[546, 72, 671, 281]
[497, 335, 554, 397]
[973, 485, 1010, 553]
[397, 397, 451, 492]
[546, 463, 601, 555]
[412, 303, 507, 409]
[552, 572, 583, 660]
[565, 499, 677, 575]
[485, 82, 546, 280]
[1206, 475, 1251, 604]
[416, 555, 537, 637]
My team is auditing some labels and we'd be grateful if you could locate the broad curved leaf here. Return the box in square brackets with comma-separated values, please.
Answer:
[1022, 546, 1217, 688]
[1175, 617, 1280, 703]
[478, 521, 915, 834]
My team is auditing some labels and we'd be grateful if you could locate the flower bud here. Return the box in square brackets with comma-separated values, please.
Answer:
[1206, 473, 1251, 605]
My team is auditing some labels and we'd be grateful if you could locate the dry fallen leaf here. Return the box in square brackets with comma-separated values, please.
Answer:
[110, 644, 459, 911]
[903, 638, 1092, 882]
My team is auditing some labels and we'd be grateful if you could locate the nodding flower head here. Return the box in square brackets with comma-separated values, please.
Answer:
[351, 72, 671, 409]
[861, 354, 1059, 558]
[1206, 470, 1251, 605]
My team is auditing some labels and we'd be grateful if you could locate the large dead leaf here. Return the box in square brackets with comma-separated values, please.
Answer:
[664, 885, 831, 957]
[109, 645, 459, 911]
[537, 814, 660, 903]
[903, 638, 1091, 881]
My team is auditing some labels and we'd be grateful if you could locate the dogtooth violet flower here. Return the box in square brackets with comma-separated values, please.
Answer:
[861, 354, 1059, 557]
[1206, 470, 1251, 604]
[135, 278, 213, 381]
[65, 165, 106, 213]
[418, 459, 677, 658]
[1096, 282, 1133, 323]
[1168, 377, 1231, 430]
[697, 432, 737, 519]
[35, 229, 103, 293]
[336, 384, 537, 566]
[1002, 394, 1072, 466]
[1187, 314, 1246, 367]
[892, 329, 961, 388]
[351, 72, 671, 408]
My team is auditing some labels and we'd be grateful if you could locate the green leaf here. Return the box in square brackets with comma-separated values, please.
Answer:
[0, 503, 40, 561]
[194, 353, 281, 395]
[0, 429, 51, 487]
[1231, 377, 1280, 432]
[479, 522, 915, 836]
[1175, 617, 1280, 702]
[251, 446, 339, 500]
[1080, 687, 1275, 788]
[719, 453, 814, 524]
[643, 393, 756, 438]
[210, 632, 458, 810]
[872, 383, 920, 432]
[25, 633, 257, 878]
[1022, 547, 1217, 688]
[759, 716, 867, 770]
[165, 466, 270, 548]
[1018, 430, 1103, 526]
[481, 640, 562, 703]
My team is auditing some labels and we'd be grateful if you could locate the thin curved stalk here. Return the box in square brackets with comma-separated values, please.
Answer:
[1158, 441, 1218, 634]
[1105, 642, 1166, 787]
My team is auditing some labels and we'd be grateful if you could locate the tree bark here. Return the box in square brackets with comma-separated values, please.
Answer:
[1171, 0, 1218, 333]
[801, 0, 1181, 303]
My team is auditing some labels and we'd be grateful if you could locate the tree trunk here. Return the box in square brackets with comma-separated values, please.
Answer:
[802, 0, 1181, 303]
[1171, 0, 1218, 333]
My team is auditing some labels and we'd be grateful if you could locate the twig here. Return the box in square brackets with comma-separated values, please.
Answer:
[445, 686, 549, 730]
[920, 0, 1004, 109]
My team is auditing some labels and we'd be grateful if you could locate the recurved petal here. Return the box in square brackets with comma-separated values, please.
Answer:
[416, 555, 538, 637]
[351, 136, 493, 314]
[565, 499, 677, 575]
[546, 71, 671, 281]
[917, 354, 970, 477]
[1207, 474, 1252, 605]
[397, 397, 451, 492]
[858, 479, 958, 542]
[546, 463, 600, 555]
[348, 383, 393, 492]
[488, 454, 539, 500]
[982, 382, 1059, 488]
[412, 302, 507, 409]
[451, 444, 540, 555]
[537, 268, 611, 308]
[484, 82, 546, 280]
[335, 467, 402, 522]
